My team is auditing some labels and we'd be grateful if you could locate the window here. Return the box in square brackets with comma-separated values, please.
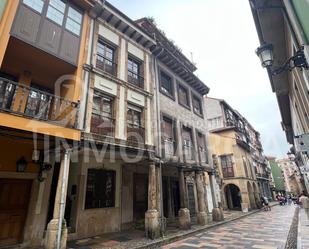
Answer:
[178, 84, 190, 107]
[220, 155, 234, 178]
[163, 116, 175, 156]
[127, 104, 144, 143]
[23, 0, 44, 13]
[65, 7, 82, 36]
[128, 56, 143, 88]
[182, 126, 194, 160]
[192, 95, 202, 115]
[46, 0, 65, 25]
[85, 169, 116, 209]
[160, 71, 174, 97]
[197, 132, 207, 163]
[91, 92, 114, 136]
[96, 40, 116, 76]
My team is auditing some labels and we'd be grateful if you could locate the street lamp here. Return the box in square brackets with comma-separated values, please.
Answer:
[255, 43, 309, 75]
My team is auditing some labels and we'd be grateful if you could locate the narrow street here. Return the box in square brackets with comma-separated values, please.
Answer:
[162, 205, 296, 249]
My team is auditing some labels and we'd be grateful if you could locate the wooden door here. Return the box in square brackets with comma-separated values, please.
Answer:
[0, 179, 32, 246]
[187, 183, 196, 217]
[133, 173, 148, 221]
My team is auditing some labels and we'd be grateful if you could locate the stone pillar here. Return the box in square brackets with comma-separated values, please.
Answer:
[178, 168, 191, 229]
[156, 164, 161, 217]
[145, 162, 160, 239]
[45, 150, 71, 249]
[209, 172, 224, 221]
[196, 171, 207, 225]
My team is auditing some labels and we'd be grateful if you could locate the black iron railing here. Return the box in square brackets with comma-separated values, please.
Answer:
[128, 70, 144, 88]
[163, 138, 175, 158]
[96, 54, 117, 76]
[90, 113, 115, 136]
[183, 143, 195, 161]
[127, 125, 145, 146]
[0, 77, 79, 129]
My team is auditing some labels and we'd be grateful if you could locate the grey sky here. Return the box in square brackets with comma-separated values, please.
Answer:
[109, 0, 290, 158]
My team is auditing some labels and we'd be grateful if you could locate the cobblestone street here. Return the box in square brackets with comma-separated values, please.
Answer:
[162, 205, 296, 249]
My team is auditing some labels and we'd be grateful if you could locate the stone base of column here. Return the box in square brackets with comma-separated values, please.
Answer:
[197, 211, 207, 225]
[241, 202, 249, 212]
[178, 208, 191, 230]
[212, 207, 224, 221]
[44, 219, 67, 249]
[145, 209, 160, 239]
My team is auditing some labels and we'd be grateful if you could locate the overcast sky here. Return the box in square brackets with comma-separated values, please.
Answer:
[109, 0, 290, 158]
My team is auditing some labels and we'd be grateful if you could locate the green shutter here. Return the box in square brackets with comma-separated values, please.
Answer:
[291, 0, 309, 43]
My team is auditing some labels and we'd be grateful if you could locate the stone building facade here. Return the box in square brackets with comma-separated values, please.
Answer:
[206, 97, 263, 212]
[250, 0, 309, 194]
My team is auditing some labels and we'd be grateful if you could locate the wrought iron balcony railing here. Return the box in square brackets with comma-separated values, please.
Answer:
[128, 70, 144, 89]
[90, 113, 115, 137]
[163, 138, 175, 158]
[0, 77, 79, 129]
[183, 144, 195, 161]
[96, 54, 117, 76]
[127, 125, 145, 147]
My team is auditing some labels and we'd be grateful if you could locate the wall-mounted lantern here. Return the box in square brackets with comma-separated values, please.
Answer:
[256, 43, 309, 75]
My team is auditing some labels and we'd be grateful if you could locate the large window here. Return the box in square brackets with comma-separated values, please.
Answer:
[65, 7, 82, 36]
[220, 155, 234, 178]
[178, 84, 190, 108]
[162, 116, 176, 156]
[91, 92, 114, 136]
[192, 95, 202, 116]
[197, 132, 207, 163]
[182, 126, 194, 160]
[96, 40, 116, 76]
[160, 71, 174, 97]
[128, 56, 143, 88]
[127, 104, 144, 143]
[85, 169, 116, 209]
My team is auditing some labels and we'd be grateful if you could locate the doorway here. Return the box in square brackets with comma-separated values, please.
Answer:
[0, 179, 32, 246]
[224, 184, 241, 210]
[133, 173, 148, 221]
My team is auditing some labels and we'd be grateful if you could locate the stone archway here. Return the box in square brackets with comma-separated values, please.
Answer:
[224, 184, 241, 210]
[247, 182, 256, 209]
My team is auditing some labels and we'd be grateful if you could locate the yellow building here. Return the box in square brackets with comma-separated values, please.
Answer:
[0, 0, 94, 247]
[205, 97, 260, 212]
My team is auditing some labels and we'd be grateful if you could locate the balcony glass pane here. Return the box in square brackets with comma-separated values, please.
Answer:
[46, 0, 65, 26]
[23, 0, 44, 13]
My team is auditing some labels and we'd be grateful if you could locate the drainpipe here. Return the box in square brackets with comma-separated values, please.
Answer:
[56, 149, 71, 249]
[152, 46, 164, 231]
[82, 1, 105, 130]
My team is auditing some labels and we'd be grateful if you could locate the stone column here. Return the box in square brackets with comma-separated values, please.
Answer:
[196, 171, 207, 225]
[45, 150, 71, 249]
[145, 162, 160, 239]
[209, 172, 224, 221]
[156, 164, 161, 217]
[178, 168, 191, 229]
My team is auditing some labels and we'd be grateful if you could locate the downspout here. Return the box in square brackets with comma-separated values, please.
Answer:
[82, 1, 105, 130]
[152, 46, 164, 232]
[56, 149, 71, 249]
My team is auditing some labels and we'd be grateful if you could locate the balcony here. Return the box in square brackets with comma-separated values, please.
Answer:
[128, 71, 144, 89]
[127, 125, 145, 147]
[0, 77, 79, 129]
[90, 113, 115, 137]
[163, 138, 175, 159]
[183, 144, 195, 162]
[96, 55, 117, 76]
[199, 148, 208, 164]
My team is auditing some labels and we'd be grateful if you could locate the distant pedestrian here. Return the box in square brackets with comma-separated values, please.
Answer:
[287, 194, 292, 205]
[260, 196, 271, 211]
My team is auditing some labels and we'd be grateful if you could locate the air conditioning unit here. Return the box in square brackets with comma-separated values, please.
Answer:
[295, 133, 309, 153]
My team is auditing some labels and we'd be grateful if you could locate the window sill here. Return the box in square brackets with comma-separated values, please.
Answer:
[193, 110, 204, 119]
[160, 88, 175, 101]
[179, 102, 191, 111]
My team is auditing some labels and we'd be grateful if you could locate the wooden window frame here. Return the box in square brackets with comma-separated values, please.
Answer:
[220, 154, 234, 178]
[127, 54, 144, 89]
[192, 93, 203, 117]
[159, 69, 175, 100]
[177, 82, 191, 110]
